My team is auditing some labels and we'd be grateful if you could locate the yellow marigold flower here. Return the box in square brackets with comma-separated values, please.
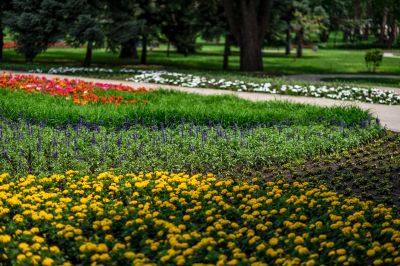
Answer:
[42, 257, 54, 266]
[13, 214, 24, 223]
[18, 242, 30, 252]
[183, 215, 191, 221]
[49, 246, 60, 253]
[91, 254, 100, 261]
[99, 254, 111, 261]
[0, 234, 11, 243]
[294, 236, 304, 245]
[297, 246, 309, 255]
[326, 242, 335, 248]
[65, 170, 78, 175]
[348, 257, 356, 263]
[367, 249, 376, 257]
[256, 243, 266, 251]
[305, 260, 316, 266]
[96, 243, 108, 253]
[32, 236, 45, 243]
[337, 256, 346, 262]
[124, 251, 135, 260]
[337, 249, 346, 255]
[176, 256, 186, 266]
[31, 243, 41, 251]
[17, 254, 26, 262]
[269, 237, 279, 246]
[373, 259, 383, 265]
[266, 248, 278, 257]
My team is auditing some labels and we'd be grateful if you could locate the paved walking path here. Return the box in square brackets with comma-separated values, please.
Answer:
[384, 52, 400, 58]
[4, 71, 400, 132]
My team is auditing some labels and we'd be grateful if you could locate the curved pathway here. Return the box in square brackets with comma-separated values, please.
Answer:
[4, 71, 400, 132]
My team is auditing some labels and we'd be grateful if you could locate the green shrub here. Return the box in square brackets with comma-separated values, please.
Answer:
[364, 48, 383, 72]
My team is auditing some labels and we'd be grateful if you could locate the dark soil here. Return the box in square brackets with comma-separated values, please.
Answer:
[256, 131, 400, 210]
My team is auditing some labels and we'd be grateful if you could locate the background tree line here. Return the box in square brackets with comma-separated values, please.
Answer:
[0, 0, 399, 71]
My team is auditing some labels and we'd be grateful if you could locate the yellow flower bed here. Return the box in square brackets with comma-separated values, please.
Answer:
[0, 171, 399, 265]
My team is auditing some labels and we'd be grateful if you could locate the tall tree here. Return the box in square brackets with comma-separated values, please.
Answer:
[197, 0, 232, 69]
[157, 0, 202, 56]
[4, 0, 64, 62]
[371, 0, 399, 46]
[135, 0, 159, 64]
[63, 0, 105, 67]
[291, 1, 327, 58]
[222, 0, 273, 71]
[105, 0, 142, 60]
[0, 1, 12, 61]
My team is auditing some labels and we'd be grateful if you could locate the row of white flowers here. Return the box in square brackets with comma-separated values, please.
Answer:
[31, 67, 400, 105]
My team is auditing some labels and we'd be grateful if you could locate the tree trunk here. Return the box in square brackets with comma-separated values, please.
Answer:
[141, 35, 147, 65]
[379, 7, 388, 44]
[387, 16, 397, 48]
[363, 23, 370, 40]
[119, 45, 131, 58]
[296, 29, 303, 58]
[239, 34, 263, 71]
[223, 33, 231, 70]
[353, 0, 361, 40]
[25, 50, 36, 63]
[237, 2, 264, 71]
[83, 41, 93, 67]
[222, 0, 272, 72]
[319, 30, 329, 43]
[119, 40, 138, 59]
[166, 41, 170, 57]
[0, 24, 3, 61]
[285, 23, 291, 55]
[343, 30, 350, 43]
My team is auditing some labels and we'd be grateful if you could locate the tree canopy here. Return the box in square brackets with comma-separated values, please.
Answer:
[2, 0, 399, 70]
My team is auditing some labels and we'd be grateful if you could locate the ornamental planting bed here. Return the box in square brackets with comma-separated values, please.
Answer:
[0, 73, 147, 106]
[0, 172, 399, 265]
[0, 75, 399, 265]
[27, 67, 400, 105]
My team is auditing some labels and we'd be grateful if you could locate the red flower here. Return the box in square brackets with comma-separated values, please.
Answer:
[0, 73, 150, 106]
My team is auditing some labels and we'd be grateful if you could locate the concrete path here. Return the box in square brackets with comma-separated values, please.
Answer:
[4, 71, 400, 132]
[384, 52, 400, 58]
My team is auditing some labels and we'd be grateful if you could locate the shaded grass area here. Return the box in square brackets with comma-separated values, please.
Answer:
[0, 88, 370, 127]
[257, 131, 400, 210]
[2, 46, 400, 75]
[322, 77, 400, 88]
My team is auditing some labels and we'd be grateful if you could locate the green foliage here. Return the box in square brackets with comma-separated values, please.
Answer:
[365, 48, 383, 72]
[0, 117, 381, 177]
[157, 0, 203, 55]
[4, 0, 65, 62]
[261, 131, 400, 209]
[0, 89, 371, 128]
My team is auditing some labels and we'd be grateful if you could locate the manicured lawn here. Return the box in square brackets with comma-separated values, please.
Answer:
[2, 46, 400, 75]
[322, 77, 400, 88]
